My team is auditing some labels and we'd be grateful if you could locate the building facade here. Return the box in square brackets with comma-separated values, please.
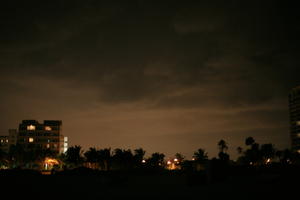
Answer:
[289, 86, 300, 153]
[0, 120, 68, 154]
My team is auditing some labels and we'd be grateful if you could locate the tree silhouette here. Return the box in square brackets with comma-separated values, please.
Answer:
[193, 149, 208, 162]
[8, 144, 26, 168]
[112, 148, 134, 170]
[133, 148, 146, 168]
[98, 148, 111, 171]
[245, 137, 255, 146]
[84, 147, 99, 169]
[147, 152, 165, 168]
[217, 140, 229, 161]
[0, 147, 7, 168]
[237, 146, 243, 154]
[64, 145, 83, 169]
[218, 139, 228, 153]
[260, 143, 275, 163]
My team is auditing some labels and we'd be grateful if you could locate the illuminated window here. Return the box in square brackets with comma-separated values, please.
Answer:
[5, 139, 8, 143]
[0, 139, 3, 143]
[29, 137, 34, 143]
[45, 126, 52, 131]
[27, 125, 36, 131]
[46, 144, 50, 148]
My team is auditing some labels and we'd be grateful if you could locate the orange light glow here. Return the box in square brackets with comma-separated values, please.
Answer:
[44, 158, 59, 165]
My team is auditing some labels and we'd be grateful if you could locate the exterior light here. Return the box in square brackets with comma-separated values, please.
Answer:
[174, 158, 178, 162]
[167, 161, 172, 165]
[142, 159, 146, 163]
[29, 137, 34, 143]
[266, 158, 271, 164]
[44, 157, 59, 170]
[192, 158, 195, 161]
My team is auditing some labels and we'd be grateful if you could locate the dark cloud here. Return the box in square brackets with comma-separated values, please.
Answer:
[0, 1, 299, 158]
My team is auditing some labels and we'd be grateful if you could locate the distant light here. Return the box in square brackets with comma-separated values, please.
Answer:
[47, 144, 50, 148]
[250, 162, 253, 165]
[192, 158, 195, 161]
[27, 125, 36, 131]
[266, 158, 271, 164]
[29, 137, 34, 143]
[142, 159, 146, 163]
[174, 158, 178, 162]
[297, 121, 300, 126]
[167, 161, 172, 165]
[297, 150, 300, 154]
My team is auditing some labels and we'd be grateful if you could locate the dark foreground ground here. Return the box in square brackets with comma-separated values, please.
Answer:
[1, 166, 299, 199]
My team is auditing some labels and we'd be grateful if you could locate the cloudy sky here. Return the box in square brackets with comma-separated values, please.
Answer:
[1, 0, 299, 159]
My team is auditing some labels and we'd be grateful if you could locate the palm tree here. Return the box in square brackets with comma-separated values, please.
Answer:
[112, 148, 134, 170]
[193, 149, 208, 162]
[84, 147, 99, 169]
[218, 139, 228, 153]
[64, 145, 83, 169]
[98, 148, 111, 171]
[218, 140, 229, 161]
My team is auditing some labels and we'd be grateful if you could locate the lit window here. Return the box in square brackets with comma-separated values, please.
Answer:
[0, 139, 3, 143]
[6, 139, 8, 143]
[29, 137, 34, 143]
[27, 125, 36, 131]
[46, 144, 50, 148]
[45, 126, 52, 131]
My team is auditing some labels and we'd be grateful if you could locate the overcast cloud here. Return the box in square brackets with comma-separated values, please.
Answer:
[0, 1, 299, 159]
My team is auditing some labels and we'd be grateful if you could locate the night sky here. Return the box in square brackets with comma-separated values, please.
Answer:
[1, 1, 300, 159]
